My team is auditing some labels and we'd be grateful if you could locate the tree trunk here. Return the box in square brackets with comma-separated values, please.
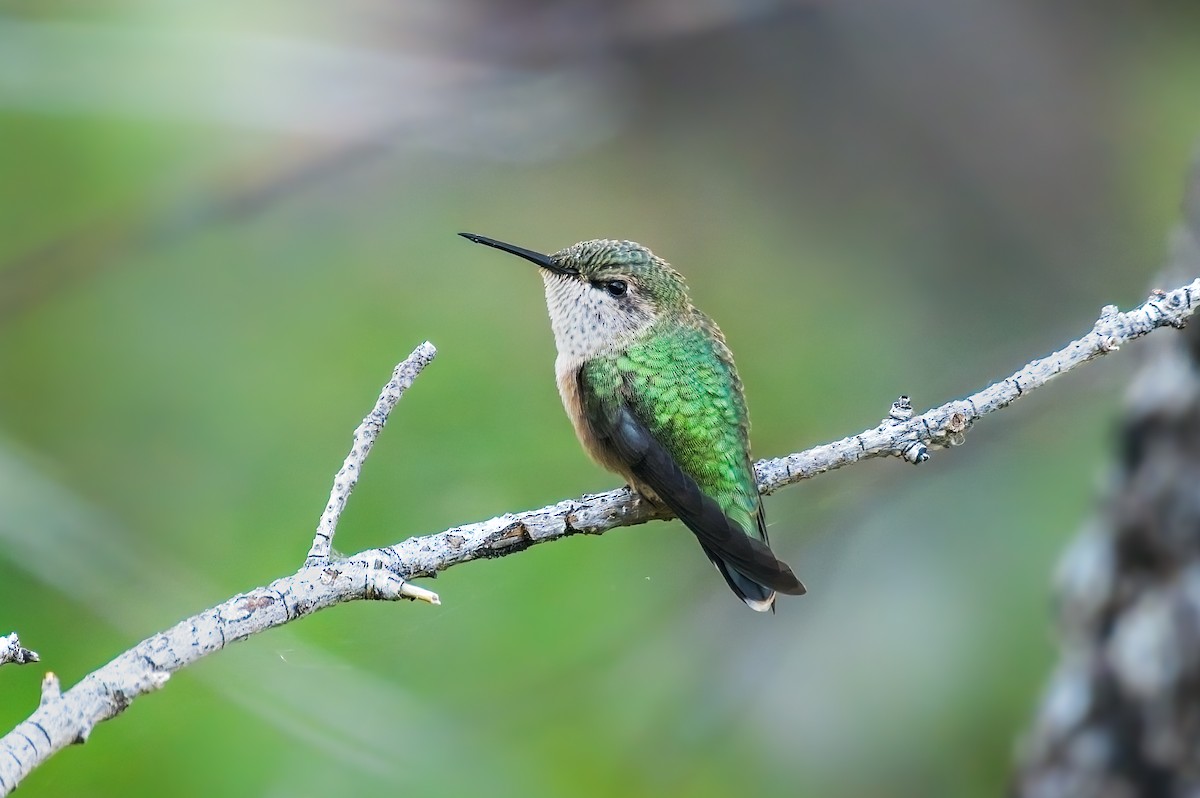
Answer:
[1015, 156, 1200, 797]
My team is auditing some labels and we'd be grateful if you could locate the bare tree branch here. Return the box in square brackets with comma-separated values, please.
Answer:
[0, 282, 1197, 794]
[0, 342, 439, 794]
[756, 284, 1199, 489]
[0, 634, 38, 667]
[305, 341, 439, 568]
[381, 281, 1200, 576]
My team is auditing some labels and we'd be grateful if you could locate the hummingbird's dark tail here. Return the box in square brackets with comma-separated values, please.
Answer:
[592, 399, 806, 611]
[705, 549, 777, 613]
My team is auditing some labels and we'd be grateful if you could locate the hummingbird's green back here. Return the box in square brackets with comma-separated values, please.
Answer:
[580, 313, 762, 539]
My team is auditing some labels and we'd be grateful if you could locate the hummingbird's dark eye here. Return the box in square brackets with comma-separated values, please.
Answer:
[603, 280, 628, 298]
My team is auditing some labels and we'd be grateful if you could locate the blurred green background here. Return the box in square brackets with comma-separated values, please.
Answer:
[1, 2, 1198, 796]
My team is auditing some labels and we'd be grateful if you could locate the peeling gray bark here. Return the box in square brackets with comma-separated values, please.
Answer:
[1015, 162, 1200, 798]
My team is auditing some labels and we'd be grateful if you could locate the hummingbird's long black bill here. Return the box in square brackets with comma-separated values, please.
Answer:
[459, 232, 578, 276]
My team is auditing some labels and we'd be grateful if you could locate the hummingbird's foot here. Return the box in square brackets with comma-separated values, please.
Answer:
[628, 484, 665, 509]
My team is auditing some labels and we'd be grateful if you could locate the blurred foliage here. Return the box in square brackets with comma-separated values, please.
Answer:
[1, 2, 1199, 796]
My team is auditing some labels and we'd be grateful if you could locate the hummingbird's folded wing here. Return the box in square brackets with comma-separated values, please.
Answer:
[598, 401, 806, 596]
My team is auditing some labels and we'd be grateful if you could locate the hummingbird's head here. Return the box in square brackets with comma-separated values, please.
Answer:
[461, 233, 689, 362]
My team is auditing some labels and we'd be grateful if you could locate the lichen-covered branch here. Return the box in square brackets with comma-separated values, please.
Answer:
[755, 282, 1200, 490]
[0, 557, 432, 794]
[0, 634, 38, 667]
[1, 282, 1197, 794]
[374, 281, 1200, 579]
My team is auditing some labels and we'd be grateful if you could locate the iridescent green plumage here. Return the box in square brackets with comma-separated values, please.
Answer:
[582, 316, 760, 535]
[460, 232, 805, 611]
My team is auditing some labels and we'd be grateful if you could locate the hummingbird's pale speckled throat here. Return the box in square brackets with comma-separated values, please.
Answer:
[461, 232, 805, 612]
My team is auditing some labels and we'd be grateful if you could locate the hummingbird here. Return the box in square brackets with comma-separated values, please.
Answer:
[460, 233, 805, 611]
